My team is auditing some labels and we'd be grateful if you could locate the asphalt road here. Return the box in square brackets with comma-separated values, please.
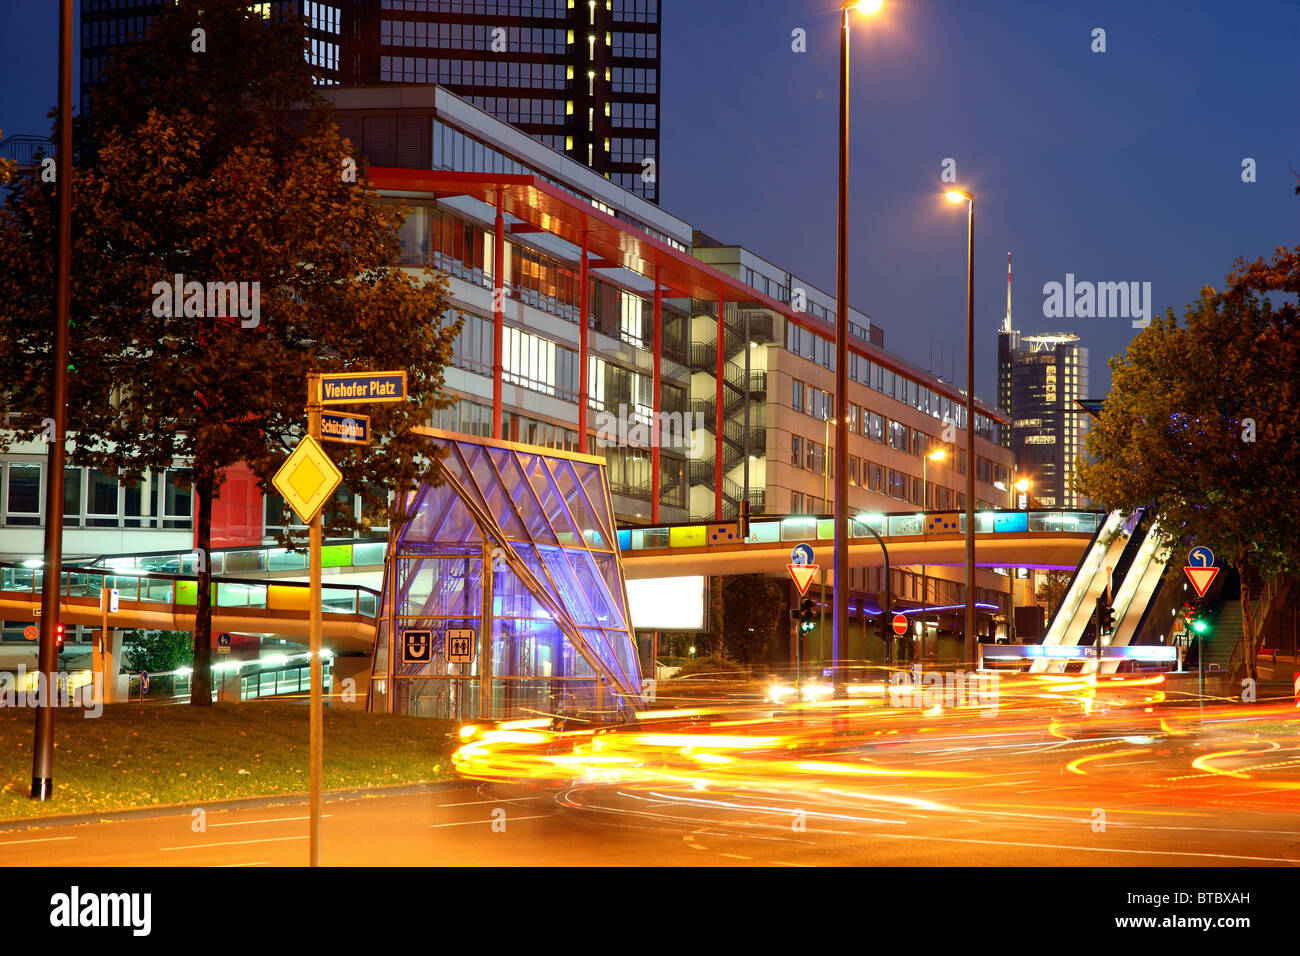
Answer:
[5, 710, 1300, 867]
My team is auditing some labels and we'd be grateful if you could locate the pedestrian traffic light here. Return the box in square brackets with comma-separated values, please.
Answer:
[798, 599, 816, 634]
[55, 623, 65, 650]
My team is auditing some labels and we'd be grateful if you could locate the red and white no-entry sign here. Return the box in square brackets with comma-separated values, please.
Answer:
[892, 613, 908, 635]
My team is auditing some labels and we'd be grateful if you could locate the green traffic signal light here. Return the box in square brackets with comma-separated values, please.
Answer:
[1192, 618, 1208, 634]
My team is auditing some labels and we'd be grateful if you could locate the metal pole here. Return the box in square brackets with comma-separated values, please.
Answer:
[493, 200, 505, 439]
[921, 457, 927, 671]
[819, 568, 826, 670]
[740, 309, 751, 538]
[307, 377, 325, 863]
[832, 6, 851, 688]
[479, 530, 494, 720]
[824, 417, 830, 511]
[31, 0, 74, 801]
[714, 290, 724, 520]
[307, 374, 323, 866]
[847, 518, 891, 682]
[651, 268, 662, 524]
[101, 587, 110, 704]
[963, 197, 977, 666]
[578, 235, 589, 441]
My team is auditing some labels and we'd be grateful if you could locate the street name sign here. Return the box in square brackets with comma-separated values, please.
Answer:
[445, 628, 476, 664]
[272, 435, 343, 524]
[319, 410, 370, 446]
[320, 371, 407, 405]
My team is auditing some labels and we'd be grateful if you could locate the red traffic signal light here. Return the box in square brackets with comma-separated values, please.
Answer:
[55, 623, 65, 649]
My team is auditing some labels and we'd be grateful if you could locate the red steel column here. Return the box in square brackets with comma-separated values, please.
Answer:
[715, 290, 724, 520]
[651, 269, 662, 524]
[578, 236, 590, 446]
[493, 198, 505, 439]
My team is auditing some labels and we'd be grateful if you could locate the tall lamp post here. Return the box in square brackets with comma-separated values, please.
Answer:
[945, 188, 976, 665]
[833, 0, 883, 687]
[820, 417, 836, 660]
[31, 0, 74, 801]
[920, 447, 946, 668]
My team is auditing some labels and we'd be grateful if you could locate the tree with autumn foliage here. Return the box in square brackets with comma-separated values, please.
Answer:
[1076, 179, 1300, 679]
[0, 2, 460, 705]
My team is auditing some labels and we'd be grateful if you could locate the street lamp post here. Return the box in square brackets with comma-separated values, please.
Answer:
[31, 0, 74, 801]
[834, 0, 883, 688]
[820, 417, 836, 664]
[945, 188, 977, 665]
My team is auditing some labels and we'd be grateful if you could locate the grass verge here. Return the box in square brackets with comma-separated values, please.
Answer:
[0, 701, 458, 821]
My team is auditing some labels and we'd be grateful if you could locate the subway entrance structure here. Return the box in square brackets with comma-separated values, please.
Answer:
[368, 428, 642, 721]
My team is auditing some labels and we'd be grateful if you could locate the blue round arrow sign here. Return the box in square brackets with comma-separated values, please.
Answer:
[790, 544, 815, 566]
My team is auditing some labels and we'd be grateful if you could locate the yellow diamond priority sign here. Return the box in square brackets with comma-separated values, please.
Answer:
[272, 435, 342, 524]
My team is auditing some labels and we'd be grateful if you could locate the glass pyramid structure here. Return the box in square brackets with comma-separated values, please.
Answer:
[369, 428, 642, 721]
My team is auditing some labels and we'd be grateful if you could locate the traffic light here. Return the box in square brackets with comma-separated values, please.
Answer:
[55, 623, 65, 651]
[1098, 601, 1114, 634]
[1181, 602, 1209, 636]
[798, 599, 816, 634]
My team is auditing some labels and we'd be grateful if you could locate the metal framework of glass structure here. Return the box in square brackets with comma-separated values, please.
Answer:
[368, 428, 642, 721]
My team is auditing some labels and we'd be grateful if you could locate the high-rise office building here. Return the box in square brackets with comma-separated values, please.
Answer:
[1002, 332, 1090, 508]
[996, 253, 1018, 450]
[79, 0, 661, 202]
[81, 2, 346, 112]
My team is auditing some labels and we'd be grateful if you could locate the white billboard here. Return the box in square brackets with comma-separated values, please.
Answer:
[626, 575, 707, 631]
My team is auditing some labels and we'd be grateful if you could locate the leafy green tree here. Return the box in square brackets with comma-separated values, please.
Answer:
[0, 2, 460, 705]
[721, 574, 784, 668]
[1035, 570, 1072, 617]
[120, 630, 194, 674]
[1077, 197, 1300, 678]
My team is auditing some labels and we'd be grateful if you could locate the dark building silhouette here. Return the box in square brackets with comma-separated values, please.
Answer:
[79, 0, 661, 202]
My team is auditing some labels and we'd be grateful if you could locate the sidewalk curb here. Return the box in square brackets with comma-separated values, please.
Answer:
[0, 779, 469, 833]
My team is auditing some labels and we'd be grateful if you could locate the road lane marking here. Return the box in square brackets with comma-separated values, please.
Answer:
[217, 861, 271, 867]
[0, 836, 77, 847]
[437, 797, 544, 808]
[209, 815, 332, 828]
[774, 861, 814, 867]
[430, 815, 547, 829]
[718, 852, 752, 860]
[159, 835, 307, 851]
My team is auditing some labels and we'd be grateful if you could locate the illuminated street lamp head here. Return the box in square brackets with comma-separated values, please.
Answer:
[927, 448, 947, 461]
[945, 189, 973, 204]
[846, 0, 883, 11]
[1015, 479, 1030, 492]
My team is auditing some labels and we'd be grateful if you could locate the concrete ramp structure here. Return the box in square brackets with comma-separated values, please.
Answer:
[368, 428, 642, 722]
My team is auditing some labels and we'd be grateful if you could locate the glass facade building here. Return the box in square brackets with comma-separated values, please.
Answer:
[372, 429, 641, 720]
